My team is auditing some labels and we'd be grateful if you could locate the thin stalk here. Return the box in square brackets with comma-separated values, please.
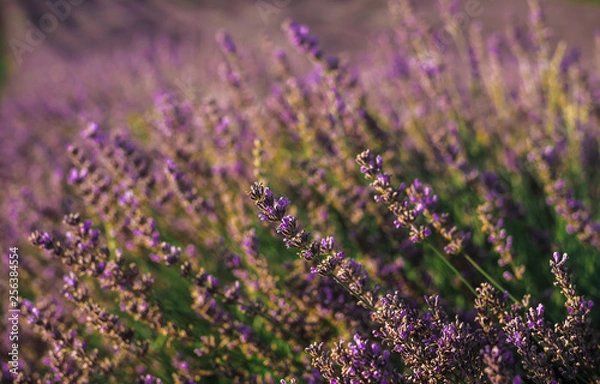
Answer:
[331, 275, 377, 312]
[462, 252, 519, 304]
[425, 243, 477, 296]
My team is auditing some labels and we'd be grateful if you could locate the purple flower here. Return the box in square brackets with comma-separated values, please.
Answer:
[63, 272, 78, 288]
[216, 31, 237, 53]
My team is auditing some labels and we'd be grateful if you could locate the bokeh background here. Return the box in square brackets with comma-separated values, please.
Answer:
[2, 0, 600, 90]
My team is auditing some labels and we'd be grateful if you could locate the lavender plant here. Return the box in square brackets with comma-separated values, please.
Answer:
[2, 0, 600, 383]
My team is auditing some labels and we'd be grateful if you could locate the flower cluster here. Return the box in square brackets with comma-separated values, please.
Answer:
[356, 149, 467, 256]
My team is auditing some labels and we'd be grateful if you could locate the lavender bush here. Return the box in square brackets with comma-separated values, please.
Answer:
[2, 0, 600, 382]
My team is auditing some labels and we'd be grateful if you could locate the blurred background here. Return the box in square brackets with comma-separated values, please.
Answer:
[1, 0, 600, 93]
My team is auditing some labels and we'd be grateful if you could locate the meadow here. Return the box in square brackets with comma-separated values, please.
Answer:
[1, 0, 600, 382]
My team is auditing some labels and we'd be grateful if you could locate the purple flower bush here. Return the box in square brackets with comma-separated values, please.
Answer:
[2, 0, 600, 382]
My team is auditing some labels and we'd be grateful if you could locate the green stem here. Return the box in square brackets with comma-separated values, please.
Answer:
[332, 275, 377, 312]
[462, 252, 519, 304]
[425, 243, 477, 296]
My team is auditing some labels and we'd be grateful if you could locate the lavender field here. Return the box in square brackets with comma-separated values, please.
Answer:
[1, 0, 600, 383]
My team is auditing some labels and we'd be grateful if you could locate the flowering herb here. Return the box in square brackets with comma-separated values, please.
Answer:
[2, 0, 600, 382]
